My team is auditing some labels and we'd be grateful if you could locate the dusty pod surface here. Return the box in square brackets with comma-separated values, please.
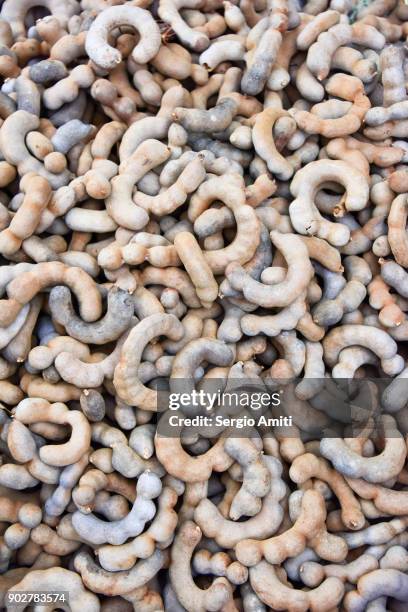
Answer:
[0, 0, 406, 610]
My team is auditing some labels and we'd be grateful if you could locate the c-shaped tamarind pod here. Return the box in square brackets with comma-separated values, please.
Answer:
[289, 453, 365, 530]
[289, 159, 368, 246]
[0, 111, 71, 189]
[85, 6, 161, 70]
[13, 397, 91, 467]
[74, 548, 166, 596]
[344, 568, 408, 611]
[72, 470, 162, 545]
[235, 489, 347, 567]
[49, 285, 134, 344]
[193, 456, 286, 548]
[97, 485, 178, 571]
[0, 262, 102, 328]
[114, 313, 184, 409]
[249, 560, 344, 612]
[169, 521, 234, 612]
[320, 415, 407, 484]
[155, 413, 234, 483]
[323, 324, 403, 375]
[226, 231, 314, 308]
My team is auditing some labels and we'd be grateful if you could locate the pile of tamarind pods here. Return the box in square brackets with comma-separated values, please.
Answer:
[0, 0, 407, 609]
